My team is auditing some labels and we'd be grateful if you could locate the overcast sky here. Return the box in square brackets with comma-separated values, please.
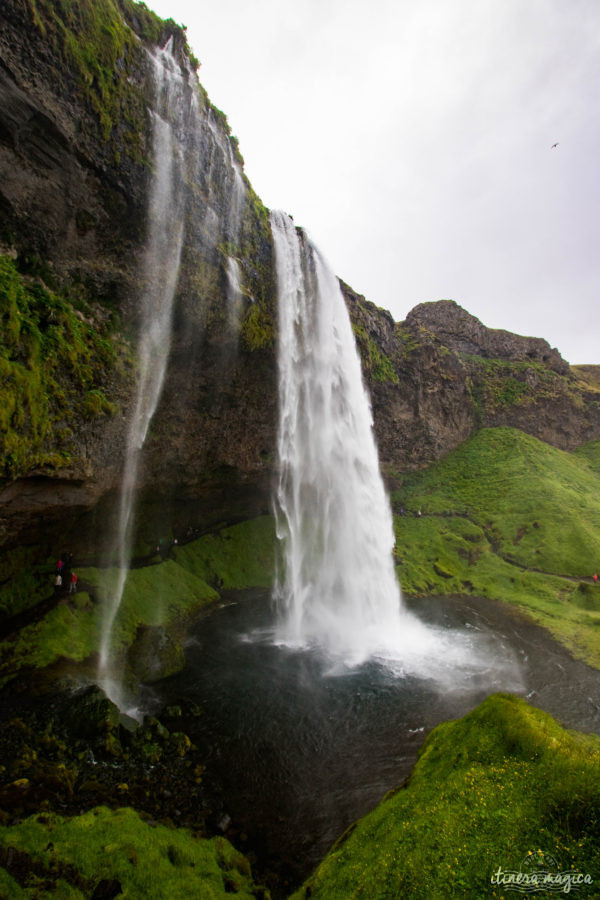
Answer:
[147, 0, 599, 364]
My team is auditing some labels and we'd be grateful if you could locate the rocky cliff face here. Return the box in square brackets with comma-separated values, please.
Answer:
[1, 0, 599, 564]
[0, 0, 277, 556]
[347, 292, 600, 477]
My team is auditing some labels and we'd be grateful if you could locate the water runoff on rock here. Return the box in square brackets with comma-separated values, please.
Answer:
[270, 210, 514, 684]
[98, 40, 188, 693]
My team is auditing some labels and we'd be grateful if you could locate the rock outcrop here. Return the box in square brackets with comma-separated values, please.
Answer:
[345, 292, 600, 477]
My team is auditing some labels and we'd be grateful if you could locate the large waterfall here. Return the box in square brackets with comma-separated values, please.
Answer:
[271, 210, 412, 666]
[98, 42, 190, 680]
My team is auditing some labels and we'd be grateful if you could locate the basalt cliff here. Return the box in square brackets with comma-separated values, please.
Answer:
[1, 0, 599, 565]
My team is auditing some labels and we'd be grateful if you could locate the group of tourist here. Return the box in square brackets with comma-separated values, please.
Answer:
[54, 553, 78, 594]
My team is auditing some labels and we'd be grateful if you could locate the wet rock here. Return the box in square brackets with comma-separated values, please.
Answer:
[63, 686, 120, 739]
[118, 712, 139, 734]
[128, 626, 185, 683]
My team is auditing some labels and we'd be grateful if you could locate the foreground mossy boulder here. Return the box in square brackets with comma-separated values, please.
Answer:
[0, 806, 266, 898]
[292, 694, 600, 899]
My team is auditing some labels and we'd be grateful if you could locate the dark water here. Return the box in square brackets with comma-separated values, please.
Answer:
[150, 591, 600, 892]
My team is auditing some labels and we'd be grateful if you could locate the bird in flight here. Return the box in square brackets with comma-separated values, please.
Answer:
[551, 142, 559, 149]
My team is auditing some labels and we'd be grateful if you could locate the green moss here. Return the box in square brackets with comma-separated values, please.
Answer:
[292, 694, 600, 899]
[20, 0, 196, 158]
[0, 601, 98, 680]
[0, 256, 129, 479]
[80, 563, 218, 653]
[240, 302, 274, 351]
[81, 389, 119, 419]
[575, 439, 600, 475]
[392, 427, 600, 667]
[0, 806, 261, 898]
[464, 355, 579, 417]
[174, 516, 277, 590]
[233, 187, 275, 350]
[352, 323, 399, 384]
[23, 0, 137, 144]
[0, 868, 23, 898]
[0, 517, 276, 684]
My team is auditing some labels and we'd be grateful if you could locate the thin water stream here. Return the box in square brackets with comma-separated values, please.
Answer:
[151, 589, 600, 892]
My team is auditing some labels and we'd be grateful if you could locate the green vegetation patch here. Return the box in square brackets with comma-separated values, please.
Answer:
[352, 323, 399, 384]
[393, 427, 600, 667]
[0, 805, 262, 898]
[0, 256, 128, 479]
[80, 562, 218, 652]
[463, 356, 578, 420]
[241, 300, 275, 351]
[0, 517, 276, 684]
[0, 562, 215, 686]
[395, 427, 600, 576]
[174, 516, 277, 590]
[21, 0, 194, 154]
[292, 694, 600, 900]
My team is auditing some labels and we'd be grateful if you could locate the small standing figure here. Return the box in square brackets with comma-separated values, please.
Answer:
[56, 558, 64, 575]
[55, 573, 62, 592]
[594, 573, 598, 584]
[69, 572, 78, 594]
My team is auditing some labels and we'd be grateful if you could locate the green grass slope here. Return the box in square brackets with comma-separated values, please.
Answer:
[291, 694, 600, 900]
[0, 806, 265, 898]
[0, 517, 275, 686]
[392, 427, 600, 667]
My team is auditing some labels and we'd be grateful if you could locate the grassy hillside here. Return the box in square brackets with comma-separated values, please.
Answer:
[0, 517, 275, 687]
[292, 694, 600, 899]
[392, 427, 600, 667]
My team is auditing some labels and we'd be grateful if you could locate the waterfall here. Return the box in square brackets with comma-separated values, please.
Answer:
[98, 41, 187, 681]
[271, 210, 412, 666]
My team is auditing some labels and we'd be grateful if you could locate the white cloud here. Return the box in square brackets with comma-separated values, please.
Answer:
[148, 0, 600, 363]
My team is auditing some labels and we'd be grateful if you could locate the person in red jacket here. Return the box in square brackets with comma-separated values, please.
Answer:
[69, 572, 78, 594]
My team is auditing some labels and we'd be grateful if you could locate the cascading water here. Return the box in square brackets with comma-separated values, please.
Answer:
[98, 42, 188, 685]
[97, 40, 251, 703]
[271, 210, 422, 666]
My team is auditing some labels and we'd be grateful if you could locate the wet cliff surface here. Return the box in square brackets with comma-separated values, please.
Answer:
[0, 0, 599, 563]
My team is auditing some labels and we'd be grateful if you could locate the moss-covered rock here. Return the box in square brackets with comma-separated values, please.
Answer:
[128, 624, 185, 683]
[0, 806, 265, 898]
[62, 685, 120, 739]
[292, 694, 600, 899]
